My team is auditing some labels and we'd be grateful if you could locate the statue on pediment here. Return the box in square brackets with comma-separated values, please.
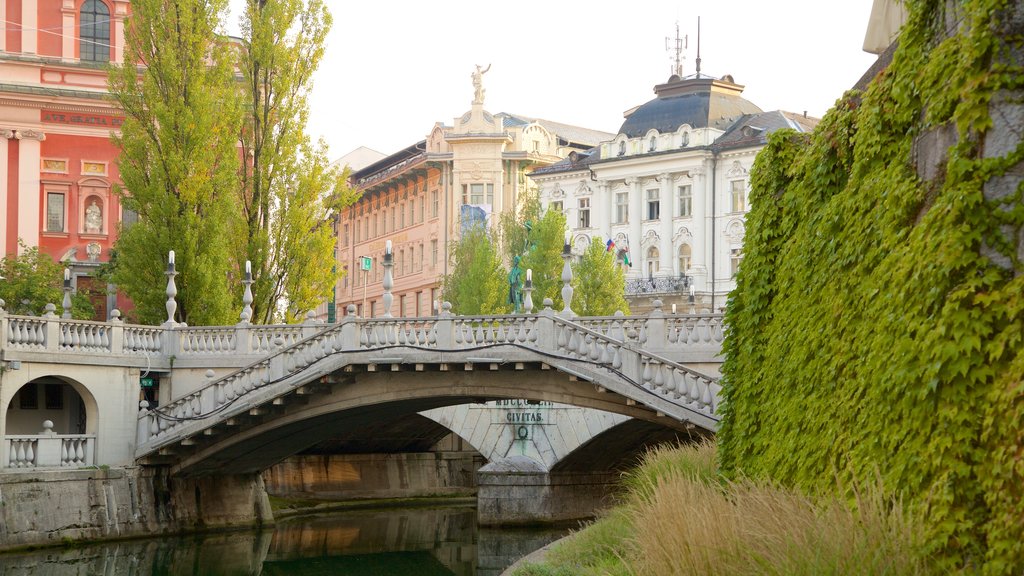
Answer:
[472, 64, 491, 105]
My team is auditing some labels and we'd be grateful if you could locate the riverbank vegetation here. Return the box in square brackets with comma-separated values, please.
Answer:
[512, 442, 939, 575]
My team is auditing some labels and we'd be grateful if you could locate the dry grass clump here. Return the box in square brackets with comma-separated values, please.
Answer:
[514, 441, 937, 576]
[627, 456, 936, 575]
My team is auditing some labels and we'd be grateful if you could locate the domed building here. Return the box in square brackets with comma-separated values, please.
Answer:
[530, 72, 817, 313]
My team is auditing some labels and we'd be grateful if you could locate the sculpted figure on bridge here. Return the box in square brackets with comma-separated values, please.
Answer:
[508, 255, 524, 312]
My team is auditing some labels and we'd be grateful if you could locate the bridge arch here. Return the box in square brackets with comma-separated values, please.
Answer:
[3, 374, 97, 435]
[152, 363, 695, 477]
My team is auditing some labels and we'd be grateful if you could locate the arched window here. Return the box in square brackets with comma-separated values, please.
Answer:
[80, 0, 111, 62]
[646, 246, 660, 277]
[678, 244, 691, 274]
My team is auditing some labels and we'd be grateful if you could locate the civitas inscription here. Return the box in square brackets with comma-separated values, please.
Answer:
[487, 399, 554, 425]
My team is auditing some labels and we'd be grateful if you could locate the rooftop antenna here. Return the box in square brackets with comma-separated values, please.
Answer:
[665, 21, 687, 77]
[695, 16, 702, 78]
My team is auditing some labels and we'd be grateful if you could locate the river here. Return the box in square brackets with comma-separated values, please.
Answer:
[0, 505, 569, 575]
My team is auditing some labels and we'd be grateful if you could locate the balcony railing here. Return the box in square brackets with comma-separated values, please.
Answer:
[625, 275, 691, 296]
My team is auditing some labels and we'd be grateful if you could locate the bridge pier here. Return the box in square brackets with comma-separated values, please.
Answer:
[0, 466, 272, 551]
[476, 457, 619, 526]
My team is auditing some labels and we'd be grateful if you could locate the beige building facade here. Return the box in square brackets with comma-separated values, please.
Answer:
[336, 73, 611, 317]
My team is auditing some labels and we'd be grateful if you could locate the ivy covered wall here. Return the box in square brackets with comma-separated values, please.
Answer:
[718, 0, 1024, 572]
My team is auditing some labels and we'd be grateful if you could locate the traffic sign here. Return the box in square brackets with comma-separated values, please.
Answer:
[360, 256, 372, 271]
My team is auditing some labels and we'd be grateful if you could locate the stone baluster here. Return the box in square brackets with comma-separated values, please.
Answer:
[559, 235, 575, 318]
[239, 260, 254, 324]
[523, 268, 534, 314]
[109, 309, 124, 353]
[137, 400, 151, 446]
[302, 311, 320, 338]
[165, 250, 178, 327]
[35, 420, 60, 467]
[535, 298, 556, 350]
[646, 299, 667, 349]
[339, 304, 359, 350]
[434, 302, 454, 347]
[0, 298, 7, 355]
[62, 268, 72, 319]
[43, 303, 59, 351]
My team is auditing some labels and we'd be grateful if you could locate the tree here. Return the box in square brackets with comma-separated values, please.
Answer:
[109, 0, 242, 326]
[441, 226, 508, 315]
[500, 193, 566, 310]
[572, 236, 629, 316]
[238, 0, 355, 323]
[0, 244, 95, 318]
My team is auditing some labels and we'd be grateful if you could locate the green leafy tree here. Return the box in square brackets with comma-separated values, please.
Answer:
[572, 236, 629, 316]
[109, 0, 242, 326]
[0, 244, 95, 318]
[500, 193, 566, 309]
[238, 0, 355, 323]
[441, 226, 507, 315]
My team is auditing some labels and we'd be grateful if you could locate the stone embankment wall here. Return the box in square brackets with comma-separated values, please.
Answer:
[0, 467, 272, 551]
[263, 451, 484, 500]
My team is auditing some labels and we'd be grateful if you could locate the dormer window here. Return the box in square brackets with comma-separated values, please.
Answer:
[80, 0, 111, 62]
[649, 136, 657, 152]
[618, 141, 626, 156]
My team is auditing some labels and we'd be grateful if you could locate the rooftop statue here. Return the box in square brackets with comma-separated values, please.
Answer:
[472, 63, 490, 105]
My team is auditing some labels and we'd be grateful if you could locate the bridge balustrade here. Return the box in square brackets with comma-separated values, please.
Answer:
[0, 299, 725, 468]
[5, 425, 96, 469]
[135, 305, 723, 458]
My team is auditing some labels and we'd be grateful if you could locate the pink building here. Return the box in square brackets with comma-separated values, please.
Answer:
[1, 0, 131, 318]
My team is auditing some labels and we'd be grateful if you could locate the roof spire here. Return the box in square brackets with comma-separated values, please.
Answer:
[665, 21, 687, 78]
[695, 16, 702, 78]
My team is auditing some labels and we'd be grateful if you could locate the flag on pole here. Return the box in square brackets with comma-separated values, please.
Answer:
[606, 239, 615, 252]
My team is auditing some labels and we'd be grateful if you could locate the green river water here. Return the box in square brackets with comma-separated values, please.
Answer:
[0, 505, 570, 575]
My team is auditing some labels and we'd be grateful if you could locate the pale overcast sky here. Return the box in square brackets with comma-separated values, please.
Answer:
[226, 1, 878, 161]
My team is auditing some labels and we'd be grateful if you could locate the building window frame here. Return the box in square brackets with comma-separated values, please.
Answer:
[578, 197, 590, 229]
[678, 244, 691, 274]
[731, 247, 743, 276]
[677, 184, 692, 217]
[45, 189, 68, 233]
[80, 0, 111, 63]
[646, 188, 660, 221]
[615, 192, 628, 224]
[730, 180, 746, 213]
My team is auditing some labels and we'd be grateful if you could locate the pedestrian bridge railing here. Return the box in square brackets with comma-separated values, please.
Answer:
[135, 304, 723, 457]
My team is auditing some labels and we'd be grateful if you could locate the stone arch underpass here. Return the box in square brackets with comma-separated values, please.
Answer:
[137, 325, 720, 478]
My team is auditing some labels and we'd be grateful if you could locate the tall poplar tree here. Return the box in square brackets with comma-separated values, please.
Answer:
[572, 236, 629, 316]
[239, 0, 354, 323]
[441, 226, 508, 315]
[109, 0, 241, 325]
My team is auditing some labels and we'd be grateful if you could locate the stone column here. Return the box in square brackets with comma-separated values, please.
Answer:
[0, 0, 7, 52]
[659, 172, 673, 277]
[690, 163, 708, 291]
[599, 180, 612, 240]
[113, 2, 128, 63]
[0, 130, 12, 256]
[21, 0, 38, 54]
[15, 130, 44, 251]
[628, 177, 642, 279]
[61, 0, 75, 60]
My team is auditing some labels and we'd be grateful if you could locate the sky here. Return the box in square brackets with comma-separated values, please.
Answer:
[225, 1, 879, 162]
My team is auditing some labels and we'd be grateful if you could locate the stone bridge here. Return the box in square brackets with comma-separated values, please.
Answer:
[134, 305, 722, 476]
[0, 302, 723, 474]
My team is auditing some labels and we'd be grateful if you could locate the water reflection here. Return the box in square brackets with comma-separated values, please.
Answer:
[0, 506, 567, 576]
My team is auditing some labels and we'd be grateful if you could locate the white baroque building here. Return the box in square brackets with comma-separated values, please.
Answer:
[530, 73, 817, 312]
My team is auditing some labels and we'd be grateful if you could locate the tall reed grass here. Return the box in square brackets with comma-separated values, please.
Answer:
[513, 441, 938, 576]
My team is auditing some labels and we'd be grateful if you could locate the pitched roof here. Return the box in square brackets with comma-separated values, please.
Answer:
[712, 110, 819, 151]
[497, 113, 615, 147]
